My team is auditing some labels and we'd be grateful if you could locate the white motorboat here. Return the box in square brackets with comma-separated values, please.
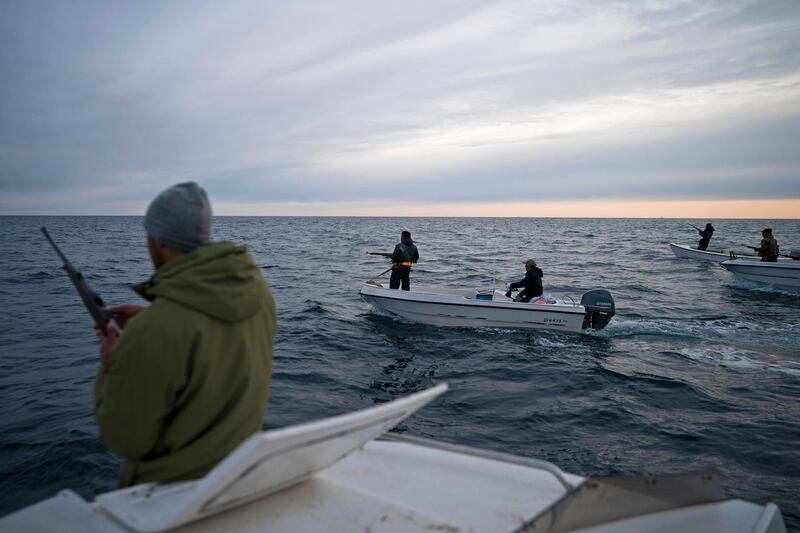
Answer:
[721, 259, 800, 289]
[359, 282, 616, 333]
[0, 384, 787, 533]
[669, 243, 764, 263]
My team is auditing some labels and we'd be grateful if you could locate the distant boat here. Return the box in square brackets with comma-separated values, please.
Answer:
[0, 384, 787, 532]
[721, 259, 800, 289]
[359, 282, 615, 332]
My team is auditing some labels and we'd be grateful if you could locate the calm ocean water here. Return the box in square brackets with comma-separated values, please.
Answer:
[0, 216, 798, 526]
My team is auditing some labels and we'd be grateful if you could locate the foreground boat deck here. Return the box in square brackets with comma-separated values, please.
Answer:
[1, 385, 785, 533]
[2, 436, 785, 532]
[0, 436, 580, 532]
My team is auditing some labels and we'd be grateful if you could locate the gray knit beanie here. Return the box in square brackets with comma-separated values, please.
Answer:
[144, 182, 211, 252]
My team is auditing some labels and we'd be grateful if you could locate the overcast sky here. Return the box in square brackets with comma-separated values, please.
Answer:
[1, 0, 799, 215]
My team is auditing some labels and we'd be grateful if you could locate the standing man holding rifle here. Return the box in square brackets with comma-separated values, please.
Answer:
[390, 230, 419, 290]
[77, 182, 275, 488]
[751, 228, 780, 262]
[690, 222, 715, 251]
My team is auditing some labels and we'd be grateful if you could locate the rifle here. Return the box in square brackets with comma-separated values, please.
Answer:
[741, 243, 792, 258]
[41, 227, 117, 334]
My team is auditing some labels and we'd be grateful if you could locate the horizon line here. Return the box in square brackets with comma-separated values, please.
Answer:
[3, 214, 799, 220]
[2, 198, 799, 219]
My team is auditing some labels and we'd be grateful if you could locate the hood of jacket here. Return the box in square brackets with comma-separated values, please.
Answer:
[133, 241, 267, 323]
[401, 237, 414, 246]
[528, 266, 544, 278]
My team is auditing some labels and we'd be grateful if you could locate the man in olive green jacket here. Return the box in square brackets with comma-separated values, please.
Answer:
[757, 228, 779, 262]
[95, 182, 276, 487]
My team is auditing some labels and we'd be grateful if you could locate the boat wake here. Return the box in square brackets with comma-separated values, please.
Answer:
[598, 317, 800, 376]
[599, 316, 798, 340]
[722, 277, 800, 296]
[674, 345, 800, 377]
[597, 317, 722, 339]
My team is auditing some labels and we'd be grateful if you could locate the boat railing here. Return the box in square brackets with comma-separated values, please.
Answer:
[379, 433, 576, 491]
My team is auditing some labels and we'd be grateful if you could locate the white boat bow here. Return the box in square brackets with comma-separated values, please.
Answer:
[721, 259, 800, 289]
[669, 243, 767, 263]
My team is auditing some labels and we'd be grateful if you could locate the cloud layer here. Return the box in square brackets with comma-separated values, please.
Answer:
[1, 0, 799, 214]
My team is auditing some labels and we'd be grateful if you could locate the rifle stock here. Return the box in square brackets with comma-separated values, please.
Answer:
[41, 227, 114, 334]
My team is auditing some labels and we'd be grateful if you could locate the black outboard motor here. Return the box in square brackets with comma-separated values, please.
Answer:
[581, 289, 615, 330]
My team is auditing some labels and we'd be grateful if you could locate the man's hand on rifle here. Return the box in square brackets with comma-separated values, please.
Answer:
[110, 304, 146, 329]
[95, 304, 145, 362]
[96, 324, 118, 363]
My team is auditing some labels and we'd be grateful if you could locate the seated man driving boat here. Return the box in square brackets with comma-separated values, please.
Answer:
[95, 182, 276, 487]
[505, 259, 544, 302]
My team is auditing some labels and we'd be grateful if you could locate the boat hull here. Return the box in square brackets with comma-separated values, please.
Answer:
[669, 243, 757, 263]
[721, 260, 800, 289]
[360, 284, 588, 333]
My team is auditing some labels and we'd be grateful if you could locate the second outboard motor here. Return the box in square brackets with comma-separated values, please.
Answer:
[581, 289, 615, 330]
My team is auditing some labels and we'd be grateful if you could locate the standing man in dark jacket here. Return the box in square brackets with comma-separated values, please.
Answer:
[390, 230, 419, 290]
[505, 259, 544, 302]
[697, 223, 715, 251]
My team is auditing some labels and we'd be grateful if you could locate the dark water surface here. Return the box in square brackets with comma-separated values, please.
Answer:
[1, 216, 798, 527]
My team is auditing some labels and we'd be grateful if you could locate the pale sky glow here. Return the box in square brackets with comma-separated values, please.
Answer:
[210, 199, 800, 218]
[1, 0, 799, 216]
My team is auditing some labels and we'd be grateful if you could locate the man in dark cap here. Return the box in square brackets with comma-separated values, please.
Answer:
[756, 228, 779, 262]
[389, 230, 419, 290]
[697, 223, 715, 251]
[505, 259, 544, 302]
[95, 182, 276, 487]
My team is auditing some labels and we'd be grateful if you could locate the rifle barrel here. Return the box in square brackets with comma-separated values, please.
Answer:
[41, 226, 112, 333]
[41, 227, 72, 267]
